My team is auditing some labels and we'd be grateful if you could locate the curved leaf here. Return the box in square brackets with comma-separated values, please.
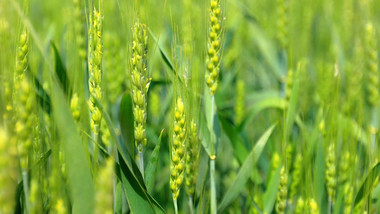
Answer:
[51, 80, 94, 214]
[51, 41, 71, 99]
[145, 129, 165, 193]
[354, 162, 380, 206]
[218, 124, 277, 212]
[238, 97, 286, 131]
[119, 92, 135, 158]
[93, 97, 166, 214]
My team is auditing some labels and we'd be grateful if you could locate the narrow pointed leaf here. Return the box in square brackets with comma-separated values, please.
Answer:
[145, 129, 165, 193]
[51, 81, 94, 214]
[218, 124, 276, 212]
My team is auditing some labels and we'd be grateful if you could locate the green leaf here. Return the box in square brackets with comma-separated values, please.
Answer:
[219, 115, 248, 164]
[116, 152, 166, 214]
[93, 97, 143, 185]
[92, 98, 166, 214]
[354, 162, 380, 206]
[51, 41, 71, 99]
[199, 109, 212, 156]
[119, 92, 135, 159]
[149, 28, 174, 71]
[145, 129, 164, 193]
[33, 75, 51, 114]
[247, 23, 282, 80]
[218, 124, 277, 212]
[148, 28, 182, 84]
[314, 139, 327, 212]
[238, 97, 286, 131]
[51, 80, 94, 214]
[263, 166, 281, 214]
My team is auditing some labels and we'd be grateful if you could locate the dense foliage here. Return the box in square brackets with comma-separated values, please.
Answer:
[1, 0, 380, 213]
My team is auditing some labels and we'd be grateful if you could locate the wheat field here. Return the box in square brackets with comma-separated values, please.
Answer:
[1, 0, 380, 213]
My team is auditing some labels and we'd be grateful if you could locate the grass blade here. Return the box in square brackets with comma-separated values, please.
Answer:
[145, 129, 165, 193]
[51, 80, 94, 214]
[354, 162, 380, 205]
[51, 41, 71, 99]
[218, 124, 277, 212]
[219, 115, 248, 164]
[263, 166, 281, 214]
[119, 92, 135, 159]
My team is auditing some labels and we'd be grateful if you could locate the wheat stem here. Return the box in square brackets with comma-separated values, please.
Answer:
[210, 158, 217, 214]
[22, 170, 29, 214]
[138, 150, 144, 178]
[173, 198, 178, 214]
[188, 196, 194, 214]
[210, 95, 217, 214]
[328, 197, 332, 214]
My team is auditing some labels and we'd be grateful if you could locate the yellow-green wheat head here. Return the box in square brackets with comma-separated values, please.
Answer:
[277, 0, 289, 49]
[131, 22, 149, 152]
[170, 98, 187, 200]
[0, 128, 18, 214]
[276, 166, 288, 214]
[14, 29, 36, 170]
[326, 143, 337, 203]
[185, 120, 200, 197]
[206, 0, 223, 95]
[365, 22, 378, 107]
[88, 6, 103, 136]
[15, 29, 29, 86]
[73, 0, 86, 60]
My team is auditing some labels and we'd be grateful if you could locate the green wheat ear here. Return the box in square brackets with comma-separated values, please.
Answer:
[325, 144, 337, 204]
[339, 151, 350, 185]
[294, 197, 305, 214]
[15, 79, 36, 170]
[365, 22, 378, 107]
[206, 0, 223, 95]
[185, 120, 200, 197]
[343, 185, 353, 214]
[52, 198, 67, 214]
[14, 30, 34, 165]
[73, 0, 86, 60]
[170, 98, 187, 200]
[308, 198, 319, 214]
[131, 21, 149, 153]
[290, 154, 302, 199]
[70, 93, 81, 123]
[275, 166, 288, 214]
[0, 128, 18, 214]
[88, 6, 104, 136]
[277, 0, 289, 49]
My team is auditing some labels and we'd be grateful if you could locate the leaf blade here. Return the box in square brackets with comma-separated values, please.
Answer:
[218, 124, 277, 212]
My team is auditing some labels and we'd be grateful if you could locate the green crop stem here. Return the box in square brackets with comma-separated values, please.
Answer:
[138, 150, 144, 179]
[22, 171, 29, 214]
[188, 196, 194, 214]
[210, 95, 217, 214]
[173, 198, 178, 214]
